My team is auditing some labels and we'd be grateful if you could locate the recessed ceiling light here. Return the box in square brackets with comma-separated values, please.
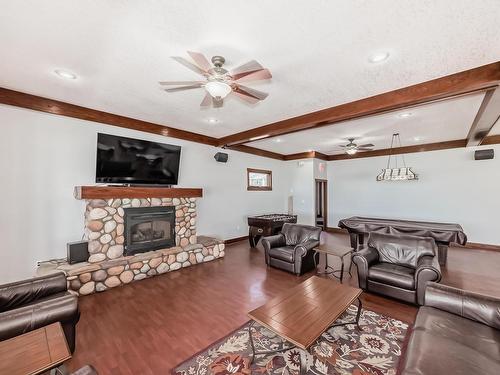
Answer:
[413, 136, 423, 141]
[368, 51, 390, 63]
[398, 112, 413, 118]
[275, 138, 282, 143]
[54, 69, 77, 80]
[207, 118, 218, 124]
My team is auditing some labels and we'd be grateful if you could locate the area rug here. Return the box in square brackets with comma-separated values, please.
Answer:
[172, 305, 410, 375]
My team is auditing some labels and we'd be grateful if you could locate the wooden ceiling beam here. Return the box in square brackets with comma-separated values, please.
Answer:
[225, 144, 285, 160]
[328, 139, 467, 161]
[466, 88, 500, 147]
[0, 87, 219, 146]
[283, 151, 329, 161]
[217, 62, 500, 147]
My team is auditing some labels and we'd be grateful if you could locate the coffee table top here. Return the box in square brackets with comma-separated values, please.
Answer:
[0, 322, 71, 375]
[248, 276, 362, 349]
[314, 244, 354, 257]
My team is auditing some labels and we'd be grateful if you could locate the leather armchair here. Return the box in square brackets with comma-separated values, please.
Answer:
[353, 232, 441, 305]
[401, 282, 500, 374]
[262, 223, 321, 275]
[0, 272, 80, 352]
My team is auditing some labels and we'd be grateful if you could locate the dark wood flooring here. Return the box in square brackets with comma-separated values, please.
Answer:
[68, 232, 500, 374]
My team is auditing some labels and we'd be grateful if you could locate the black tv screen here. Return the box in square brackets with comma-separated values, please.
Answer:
[96, 133, 181, 185]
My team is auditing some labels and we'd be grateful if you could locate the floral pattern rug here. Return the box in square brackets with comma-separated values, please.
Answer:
[172, 305, 409, 375]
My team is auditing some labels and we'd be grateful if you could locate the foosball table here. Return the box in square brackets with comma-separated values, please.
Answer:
[247, 214, 298, 247]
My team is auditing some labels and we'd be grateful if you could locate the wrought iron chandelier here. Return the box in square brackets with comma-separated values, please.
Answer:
[376, 133, 418, 181]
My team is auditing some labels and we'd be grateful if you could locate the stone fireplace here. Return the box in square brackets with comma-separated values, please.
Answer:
[123, 206, 176, 256]
[39, 186, 225, 296]
[83, 197, 198, 263]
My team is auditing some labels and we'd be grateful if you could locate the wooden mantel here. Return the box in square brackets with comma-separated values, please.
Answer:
[74, 186, 203, 200]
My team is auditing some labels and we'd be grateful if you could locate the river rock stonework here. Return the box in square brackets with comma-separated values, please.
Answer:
[57, 236, 225, 295]
[84, 197, 197, 262]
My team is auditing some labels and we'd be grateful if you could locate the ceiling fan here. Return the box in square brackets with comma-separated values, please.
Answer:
[159, 51, 272, 108]
[339, 138, 375, 155]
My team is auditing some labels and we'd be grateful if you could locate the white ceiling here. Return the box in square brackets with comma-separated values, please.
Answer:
[0, 0, 499, 139]
[247, 93, 486, 154]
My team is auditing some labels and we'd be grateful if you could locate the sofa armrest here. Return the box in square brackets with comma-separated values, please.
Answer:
[415, 256, 441, 305]
[261, 234, 286, 252]
[352, 246, 378, 290]
[0, 272, 68, 312]
[294, 239, 320, 258]
[424, 282, 500, 329]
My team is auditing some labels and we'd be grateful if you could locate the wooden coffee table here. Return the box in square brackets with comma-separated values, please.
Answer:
[248, 276, 362, 372]
[0, 322, 71, 375]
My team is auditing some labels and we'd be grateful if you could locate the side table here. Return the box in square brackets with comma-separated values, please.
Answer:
[313, 244, 355, 283]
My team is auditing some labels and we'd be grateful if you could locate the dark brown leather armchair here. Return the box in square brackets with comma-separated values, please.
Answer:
[0, 272, 80, 352]
[352, 232, 441, 305]
[262, 223, 321, 275]
[401, 282, 500, 374]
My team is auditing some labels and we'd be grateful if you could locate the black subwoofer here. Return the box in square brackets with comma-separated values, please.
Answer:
[67, 241, 89, 264]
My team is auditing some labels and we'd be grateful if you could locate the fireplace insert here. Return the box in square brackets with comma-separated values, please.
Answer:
[123, 206, 176, 256]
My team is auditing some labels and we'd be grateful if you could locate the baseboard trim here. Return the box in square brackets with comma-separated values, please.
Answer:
[224, 235, 248, 245]
[326, 227, 348, 234]
[326, 227, 500, 252]
[458, 242, 500, 252]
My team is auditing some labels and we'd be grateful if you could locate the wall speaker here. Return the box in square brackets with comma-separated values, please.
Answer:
[214, 152, 228, 163]
[67, 241, 89, 264]
[474, 149, 494, 160]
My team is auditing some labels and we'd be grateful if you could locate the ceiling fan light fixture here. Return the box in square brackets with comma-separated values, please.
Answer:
[205, 80, 232, 99]
[346, 148, 357, 155]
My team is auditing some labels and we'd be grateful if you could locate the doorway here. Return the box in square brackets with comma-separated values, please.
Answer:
[315, 179, 327, 230]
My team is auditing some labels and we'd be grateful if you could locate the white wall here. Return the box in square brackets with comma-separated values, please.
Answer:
[327, 145, 500, 245]
[286, 159, 315, 225]
[0, 104, 290, 283]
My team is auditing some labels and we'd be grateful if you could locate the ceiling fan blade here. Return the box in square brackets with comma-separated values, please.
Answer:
[338, 145, 348, 148]
[159, 80, 204, 86]
[358, 143, 375, 148]
[187, 51, 212, 72]
[171, 56, 208, 76]
[357, 147, 375, 151]
[213, 98, 223, 108]
[230, 60, 264, 77]
[158, 81, 205, 86]
[235, 69, 272, 83]
[164, 83, 203, 92]
[200, 92, 212, 107]
[233, 90, 260, 104]
[236, 85, 268, 100]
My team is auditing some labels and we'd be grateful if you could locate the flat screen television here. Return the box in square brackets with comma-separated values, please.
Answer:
[96, 133, 181, 185]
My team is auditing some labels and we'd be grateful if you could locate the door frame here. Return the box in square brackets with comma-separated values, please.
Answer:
[315, 179, 328, 230]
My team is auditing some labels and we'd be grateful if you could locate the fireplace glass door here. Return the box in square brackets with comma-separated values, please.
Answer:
[123, 207, 175, 256]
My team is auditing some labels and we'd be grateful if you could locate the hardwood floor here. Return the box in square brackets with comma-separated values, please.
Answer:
[68, 232, 500, 374]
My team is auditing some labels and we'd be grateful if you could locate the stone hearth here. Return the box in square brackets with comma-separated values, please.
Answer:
[56, 236, 224, 295]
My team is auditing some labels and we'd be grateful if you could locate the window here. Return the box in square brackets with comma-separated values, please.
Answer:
[247, 168, 272, 191]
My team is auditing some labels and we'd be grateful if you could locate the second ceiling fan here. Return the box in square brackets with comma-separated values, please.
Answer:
[160, 51, 272, 108]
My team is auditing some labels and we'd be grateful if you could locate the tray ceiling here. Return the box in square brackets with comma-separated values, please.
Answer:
[0, 1, 499, 139]
[247, 93, 486, 154]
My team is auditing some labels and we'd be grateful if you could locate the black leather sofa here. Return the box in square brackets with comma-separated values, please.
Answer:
[0, 272, 80, 352]
[353, 232, 441, 305]
[400, 282, 500, 374]
[262, 223, 321, 275]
